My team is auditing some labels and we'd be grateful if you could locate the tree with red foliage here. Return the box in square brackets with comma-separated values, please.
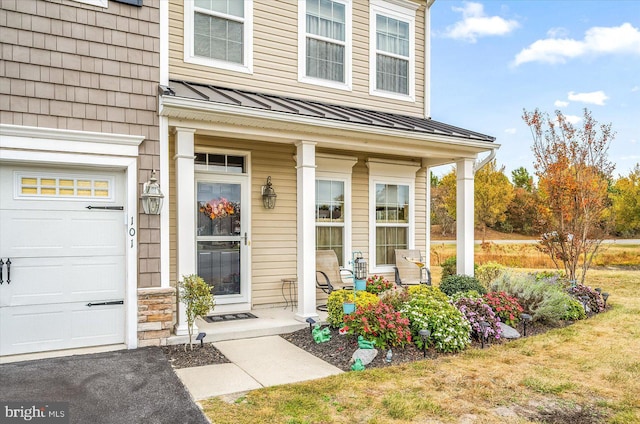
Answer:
[522, 108, 615, 283]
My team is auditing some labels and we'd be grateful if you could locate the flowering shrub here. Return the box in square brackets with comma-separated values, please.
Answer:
[401, 296, 470, 353]
[563, 297, 587, 321]
[455, 297, 501, 341]
[343, 302, 412, 349]
[567, 284, 605, 314]
[483, 291, 524, 327]
[407, 285, 450, 303]
[440, 275, 487, 297]
[326, 290, 379, 327]
[378, 286, 410, 310]
[199, 197, 235, 220]
[366, 275, 394, 295]
[449, 290, 483, 303]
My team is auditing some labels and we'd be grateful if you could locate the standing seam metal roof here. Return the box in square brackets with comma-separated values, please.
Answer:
[160, 80, 496, 143]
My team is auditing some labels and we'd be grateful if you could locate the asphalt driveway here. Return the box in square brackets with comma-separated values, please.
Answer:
[0, 347, 208, 424]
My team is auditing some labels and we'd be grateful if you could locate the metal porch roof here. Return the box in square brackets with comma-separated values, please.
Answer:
[159, 80, 495, 143]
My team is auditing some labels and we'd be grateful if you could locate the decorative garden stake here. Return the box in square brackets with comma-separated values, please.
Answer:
[418, 329, 431, 358]
[312, 324, 331, 343]
[385, 349, 393, 363]
[602, 292, 609, 308]
[521, 313, 532, 337]
[479, 321, 490, 349]
[306, 317, 316, 334]
[595, 288, 602, 294]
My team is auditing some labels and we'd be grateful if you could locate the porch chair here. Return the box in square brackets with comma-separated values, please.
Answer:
[394, 249, 432, 287]
[316, 250, 354, 311]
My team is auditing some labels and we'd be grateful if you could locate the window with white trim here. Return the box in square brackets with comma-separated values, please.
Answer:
[368, 159, 419, 271]
[299, 0, 352, 90]
[369, 0, 416, 100]
[184, 0, 253, 73]
[315, 154, 356, 266]
[316, 179, 345, 265]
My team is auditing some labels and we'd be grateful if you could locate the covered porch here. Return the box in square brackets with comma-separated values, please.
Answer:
[159, 81, 497, 334]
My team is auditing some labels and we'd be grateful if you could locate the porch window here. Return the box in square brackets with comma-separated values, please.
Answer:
[369, 0, 416, 100]
[299, 0, 352, 90]
[316, 179, 345, 265]
[184, 0, 254, 73]
[375, 183, 409, 266]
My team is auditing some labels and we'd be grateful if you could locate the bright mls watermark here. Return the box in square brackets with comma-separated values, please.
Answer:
[1, 402, 69, 423]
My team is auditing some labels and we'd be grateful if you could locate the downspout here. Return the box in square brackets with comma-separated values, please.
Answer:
[473, 148, 497, 174]
[424, 0, 435, 119]
[159, 0, 169, 287]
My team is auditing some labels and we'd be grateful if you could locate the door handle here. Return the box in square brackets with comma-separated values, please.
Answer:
[5, 258, 9, 284]
[87, 300, 124, 307]
[243, 232, 248, 246]
[0, 259, 4, 285]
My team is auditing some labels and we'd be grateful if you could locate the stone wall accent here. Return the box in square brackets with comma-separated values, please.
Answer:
[137, 288, 176, 347]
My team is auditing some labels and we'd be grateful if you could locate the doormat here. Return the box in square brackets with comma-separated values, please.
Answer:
[203, 312, 258, 323]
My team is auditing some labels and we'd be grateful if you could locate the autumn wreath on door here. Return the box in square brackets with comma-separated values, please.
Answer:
[199, 198, 239, 235]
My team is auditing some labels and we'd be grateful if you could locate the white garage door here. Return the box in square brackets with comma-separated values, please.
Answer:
[0, 165, 127, 356]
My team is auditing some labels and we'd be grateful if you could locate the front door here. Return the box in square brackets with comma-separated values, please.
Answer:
[196, 175, 250, 306]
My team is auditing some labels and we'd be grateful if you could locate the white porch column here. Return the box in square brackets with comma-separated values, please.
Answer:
[174, 127, 196, 336]
[424, 165, 431, 270]
[456, 159, 475, 276]
[295, 141, 319, 322]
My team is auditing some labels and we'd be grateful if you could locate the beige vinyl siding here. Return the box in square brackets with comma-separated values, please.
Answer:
[169, 0, 426, 117]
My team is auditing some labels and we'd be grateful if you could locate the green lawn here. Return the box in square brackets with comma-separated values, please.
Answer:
[201, 269, 639, 423]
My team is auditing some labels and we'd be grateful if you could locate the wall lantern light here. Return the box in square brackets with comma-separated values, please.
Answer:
[141, 169, 164, 215]
[262, 176, 277, 209]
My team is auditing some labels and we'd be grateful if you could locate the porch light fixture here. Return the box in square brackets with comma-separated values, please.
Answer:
[521, 313, 532, 337]
[418, 329, 430, 357]
[261, 176, 277, 209]
[141, 170, 164, 215]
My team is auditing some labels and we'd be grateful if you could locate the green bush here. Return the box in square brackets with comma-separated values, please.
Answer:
[475, 262, 506, 287]
[407, 285, 450, 303]
[441, 256, 457, 279]
[343, 302, 412, 349]
[440, 275, 487, 297]
[326, 290, 379, 327]
[179, 274, 215, 351]
[490, 272, 586, 323]
[449, 290, 483, 303]
[562, 297, 587, 321]
[401, 295, 470, 353]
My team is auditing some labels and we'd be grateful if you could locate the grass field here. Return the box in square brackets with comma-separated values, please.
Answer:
[201, 269, 640, 423]
[430, 242, 640, 269]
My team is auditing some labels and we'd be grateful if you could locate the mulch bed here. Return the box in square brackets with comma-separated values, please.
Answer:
[162, 343, 230, 369]
[161, 319, 571, 371]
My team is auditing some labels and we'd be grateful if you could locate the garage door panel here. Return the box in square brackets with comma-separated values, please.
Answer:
[0, 211, 124, 258]
[0, 302, 125, 356]
[2, 257, 125, 307]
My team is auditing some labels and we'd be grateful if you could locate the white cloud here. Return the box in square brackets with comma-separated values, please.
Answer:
[554, 100, 569, 107]
[514, 23, 640, 66]
[547, 27, 569, 38]
[564, 114, 582, 125]
[568, 90, 609, 106]
[632, 86, 640, 92]
[443, 2, 519, 43]
[504, 128, 517, 134]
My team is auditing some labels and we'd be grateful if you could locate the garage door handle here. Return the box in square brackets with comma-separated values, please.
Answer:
[87, 300, 124, 307]
[86, 206, 124, 210]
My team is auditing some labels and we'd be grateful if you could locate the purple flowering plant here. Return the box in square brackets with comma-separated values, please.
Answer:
[455, 297, 502, 341]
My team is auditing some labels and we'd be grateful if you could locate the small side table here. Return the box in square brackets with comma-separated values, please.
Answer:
[281, 278, 298, 311]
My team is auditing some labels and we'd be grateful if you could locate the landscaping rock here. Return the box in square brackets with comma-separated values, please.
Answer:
[351, 348, 378, 365]
[498, 322, 521, 339]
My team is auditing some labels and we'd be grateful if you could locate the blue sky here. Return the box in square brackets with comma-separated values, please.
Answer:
[429, 0, 640, 180]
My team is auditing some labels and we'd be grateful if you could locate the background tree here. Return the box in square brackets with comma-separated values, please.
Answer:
[430, 173, 456, 236]
[610, 164, 640, 237]
[474, 160, 514, 242]
[511, 166, 533, 192]
[523, 108, 615, 283]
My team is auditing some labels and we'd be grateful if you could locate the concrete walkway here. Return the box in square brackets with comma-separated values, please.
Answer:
[175, 335, 343, 400]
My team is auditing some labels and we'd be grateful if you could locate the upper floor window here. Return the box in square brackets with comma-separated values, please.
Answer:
[299, 0, 352, 90]
[369, 0, 416, 101]
[184, 0, 254, 74]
